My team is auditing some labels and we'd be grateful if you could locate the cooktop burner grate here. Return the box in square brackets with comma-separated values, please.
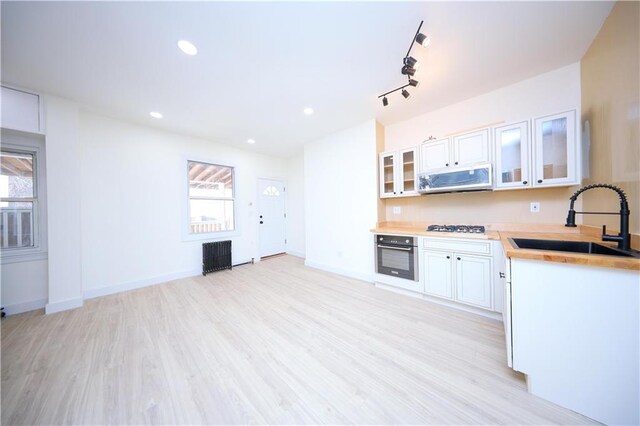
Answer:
[427, 224, 486, 234]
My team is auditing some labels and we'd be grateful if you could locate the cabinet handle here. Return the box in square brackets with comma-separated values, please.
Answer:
[457, 257, 461, 261]
[446, 255, 450, 259]
[445, 163, 449, 167]
[454, 162, 458, 165]
[393, 191, 396, 194]
[400, 191, 403, 194]
[499, 272, 506, 278]
[537, 179, 543, 183]
[522, 181, 528, 185]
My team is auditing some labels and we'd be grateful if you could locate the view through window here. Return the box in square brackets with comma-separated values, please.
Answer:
[188, 161, 235, 233]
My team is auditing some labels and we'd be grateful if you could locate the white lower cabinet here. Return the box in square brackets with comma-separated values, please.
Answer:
[420, 237, 500, 312]
[423, 251, 454, 299]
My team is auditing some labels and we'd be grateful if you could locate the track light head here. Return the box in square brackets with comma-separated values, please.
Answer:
[382, 96, 388, 107]
[404, 56, 418, 68]
[416, 33, 430, 47]
[402, 89, 410, 99]
[409, 79, 420, 87]
[401, 65, 416, 76]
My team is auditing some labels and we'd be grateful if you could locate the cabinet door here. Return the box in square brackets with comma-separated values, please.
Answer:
[453, 129, 489, 167]
[379, 152, 397, 198]
[423, 250, 453, 299]
[420, 138, 450, 172]
[494, 121, 531, 189]
[397, 148, 418, 195]
[454, 254, 492, 309]
[533, 110, 577, 187]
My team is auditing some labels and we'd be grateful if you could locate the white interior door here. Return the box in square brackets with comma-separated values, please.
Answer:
[258, 178, 286, 258]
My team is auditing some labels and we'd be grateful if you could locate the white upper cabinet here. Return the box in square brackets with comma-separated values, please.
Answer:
[379, 152, 397, 198]
[452, 129, 490, 167]
[493, 110, 579, 190]
[494, 121, 531, 189]
[420, 129, 490, 173]
[0, 85, 43, 134]
[379, 147, 419, 198]
[532, 110, 577, 187]
[420, 138, 450, 171]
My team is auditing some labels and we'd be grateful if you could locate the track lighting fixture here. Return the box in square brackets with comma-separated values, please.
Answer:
[401, 65, 416, 76]
[378, 20, 429, 107]
[404, 56, 418, 68]
[415, 33, 430, 47]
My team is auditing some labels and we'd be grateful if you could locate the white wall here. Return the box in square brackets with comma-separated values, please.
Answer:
[44, 95, 83, 314]
[385, 62, 581, 150]
[79, 111, 287, 298]
[285, 153, 305, 257]
[304, 120, 379, 282]
[1, 259, 48, 314]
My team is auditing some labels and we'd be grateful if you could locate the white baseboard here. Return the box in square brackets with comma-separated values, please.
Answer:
[286, 250, 305, 258]
[374, 282, 502, 321]
[304, 260, 373, 283]
[3, 298, 47, 315]
[45, 297, 83, 315]
[84, 268, 201, 300]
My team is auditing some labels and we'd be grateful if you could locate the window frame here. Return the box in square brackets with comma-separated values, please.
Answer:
[184, 158, 238, 240]
[0, 130, 47, 264]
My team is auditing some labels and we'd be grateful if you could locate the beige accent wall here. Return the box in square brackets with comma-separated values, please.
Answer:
[581, 1, 639, 234]
[375, 121, 386, 221]
[385, 187, 576, 225]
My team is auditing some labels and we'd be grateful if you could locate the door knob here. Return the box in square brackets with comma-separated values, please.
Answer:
[260, 221, 264, 224]
[537, 179, 543, 183]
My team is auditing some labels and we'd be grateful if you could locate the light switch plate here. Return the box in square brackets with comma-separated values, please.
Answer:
[530, 202, 540, 213]
[393, 206, 402, 214]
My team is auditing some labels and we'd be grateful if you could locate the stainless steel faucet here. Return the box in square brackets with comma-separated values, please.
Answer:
[565, 184, 631, 251]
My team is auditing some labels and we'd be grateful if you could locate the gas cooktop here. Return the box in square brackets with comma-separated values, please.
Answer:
[427, 224, 486, 234]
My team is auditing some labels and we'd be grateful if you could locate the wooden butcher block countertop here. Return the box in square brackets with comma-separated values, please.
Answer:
[372, 222, 640, 271]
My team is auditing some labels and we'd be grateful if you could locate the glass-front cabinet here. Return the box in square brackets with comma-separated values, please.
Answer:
[494, 121, 530, 189]
[494, 109, 578, 190]
[379, 147, 419, 198]
[379, 152, 397, 197]
[533, 110, 577, 186]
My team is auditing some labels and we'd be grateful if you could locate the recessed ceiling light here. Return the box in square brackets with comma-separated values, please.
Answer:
[303, 107, 314, 115]
[177, 40, 198, 56]
[149, 111, 163, 119]
[247, 139, 256, 144]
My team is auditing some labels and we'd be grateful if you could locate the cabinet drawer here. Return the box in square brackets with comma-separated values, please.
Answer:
[423, 238, 492, 255]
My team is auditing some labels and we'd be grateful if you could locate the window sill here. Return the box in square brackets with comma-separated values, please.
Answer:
[182, 230, 240, 242]
[1, 249, 48, 265]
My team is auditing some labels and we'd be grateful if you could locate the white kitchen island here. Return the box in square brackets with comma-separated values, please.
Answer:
[510, 258, 639, 425]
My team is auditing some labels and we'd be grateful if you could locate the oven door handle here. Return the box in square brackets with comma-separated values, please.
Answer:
[377, 244, 412, 251]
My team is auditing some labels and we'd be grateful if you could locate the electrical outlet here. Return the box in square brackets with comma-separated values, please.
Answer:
[530, 202, 540, 213]
[393, 206, 402, 214]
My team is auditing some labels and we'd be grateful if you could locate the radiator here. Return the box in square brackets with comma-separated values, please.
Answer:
[202, 240, 232, 275]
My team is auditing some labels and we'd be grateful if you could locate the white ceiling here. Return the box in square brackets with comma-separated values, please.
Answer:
[1, 1, 613, 157]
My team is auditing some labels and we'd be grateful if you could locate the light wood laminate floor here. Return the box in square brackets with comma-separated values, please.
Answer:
[2, 255, 594, 425]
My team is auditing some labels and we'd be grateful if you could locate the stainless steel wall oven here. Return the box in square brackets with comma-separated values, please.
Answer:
[374, 234, 418, 281]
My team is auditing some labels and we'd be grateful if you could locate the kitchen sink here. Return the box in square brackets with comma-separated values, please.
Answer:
[509, 238, 640, 258]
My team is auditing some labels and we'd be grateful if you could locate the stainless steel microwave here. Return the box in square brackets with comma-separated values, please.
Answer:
[418, 163, 493, 194]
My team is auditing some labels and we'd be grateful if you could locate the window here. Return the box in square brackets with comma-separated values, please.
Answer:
[187, 161, 235, 234]
[1, 149, 37, 249]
